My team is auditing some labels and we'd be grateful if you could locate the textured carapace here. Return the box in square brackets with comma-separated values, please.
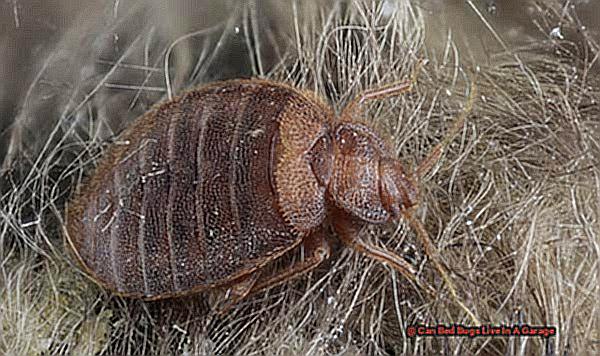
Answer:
[65, 78, 421, 300]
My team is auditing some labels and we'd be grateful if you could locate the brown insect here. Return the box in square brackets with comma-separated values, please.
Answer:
[65, 69, 477, 319]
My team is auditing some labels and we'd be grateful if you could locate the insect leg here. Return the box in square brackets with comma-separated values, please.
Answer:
[340, 60, 424, 119]
[215, 271, 262, 314]
[332, 213, 437, 296]
[246, 231, 331, 296]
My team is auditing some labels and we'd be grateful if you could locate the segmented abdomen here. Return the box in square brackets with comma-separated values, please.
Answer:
[68, 80, 304, 298]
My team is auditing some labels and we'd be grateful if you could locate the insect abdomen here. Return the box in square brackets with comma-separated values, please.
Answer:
[68, 81, 306, 298]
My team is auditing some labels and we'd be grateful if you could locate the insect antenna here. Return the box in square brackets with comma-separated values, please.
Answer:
[403, 209, 480, 325]
[404, 74, 480, 324]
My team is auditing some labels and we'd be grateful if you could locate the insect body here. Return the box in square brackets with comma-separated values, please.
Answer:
[66, 76, 476, 319]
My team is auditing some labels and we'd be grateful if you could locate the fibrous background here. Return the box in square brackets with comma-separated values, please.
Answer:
[1, 0, 598, 355]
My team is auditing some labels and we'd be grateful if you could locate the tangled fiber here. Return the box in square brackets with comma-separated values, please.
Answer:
[1, 0, 598, 355]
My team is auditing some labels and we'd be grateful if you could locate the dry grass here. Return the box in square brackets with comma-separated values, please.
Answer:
[1, 0, 598, 355]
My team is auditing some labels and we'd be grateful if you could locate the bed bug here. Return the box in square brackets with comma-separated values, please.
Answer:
[65, 68, 477, 319]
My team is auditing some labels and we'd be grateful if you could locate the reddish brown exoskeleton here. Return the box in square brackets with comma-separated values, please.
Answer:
[65, 66, 477, 321]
